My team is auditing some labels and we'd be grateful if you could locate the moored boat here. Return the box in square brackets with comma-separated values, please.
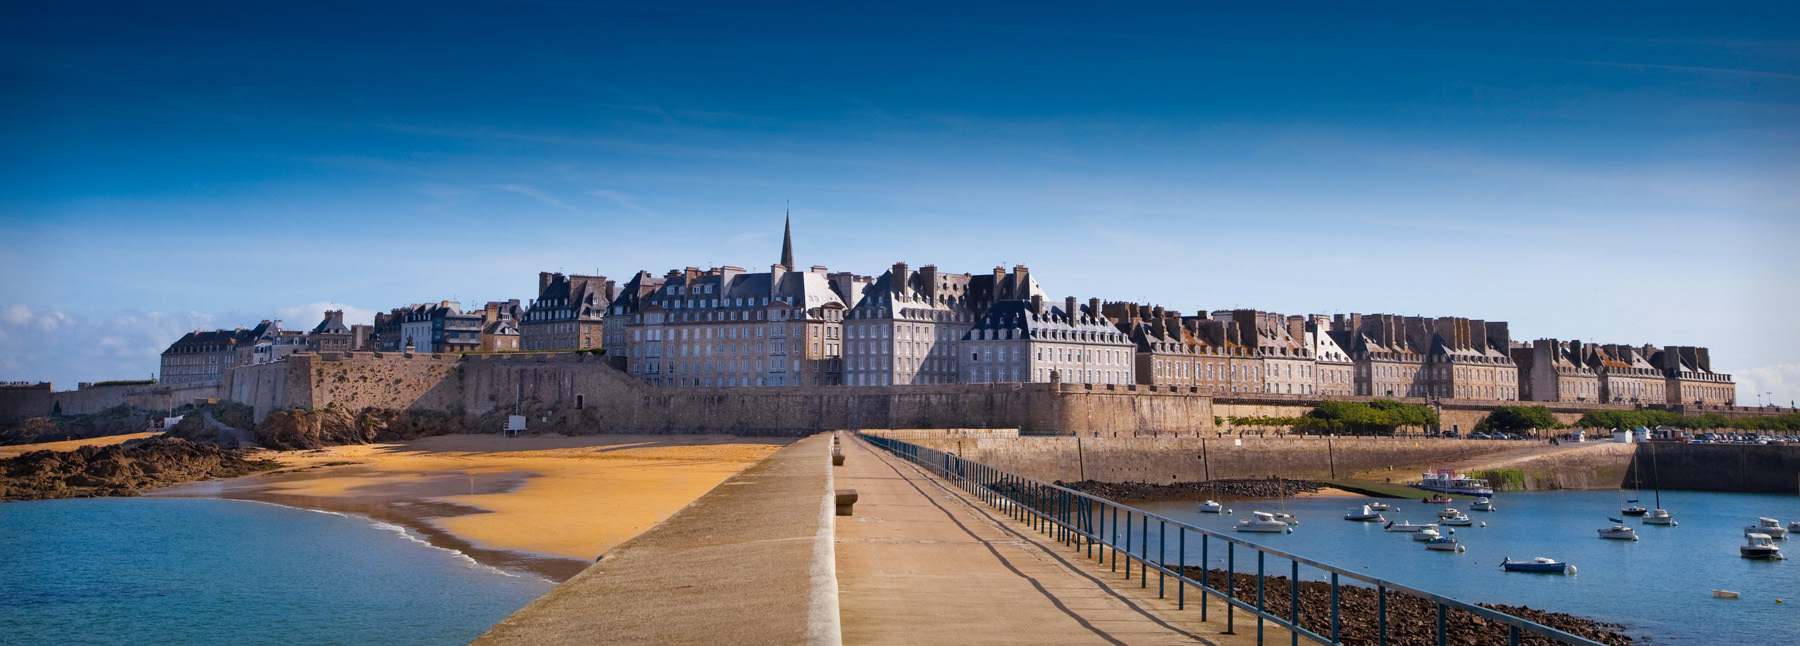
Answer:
[1412, 527, 1442, 541]
[1744, 517, 1787, 539]
[1272, 512, 1299, 526]
[1597, 525, 1638, 541]
[1441, 514, 1473, 527]
[1345, 505, 1385, 522]
[1385, 520, 1434, 533]
[1643, 508, 1677, 526]
[1423, 536, 1462, 552]
[1198, 500, 1223, 513]
[1413, 468, 1495, 496]
[1501, 557, 1574, 574]
[1368, 501, 1390, 511]
[1236, 511, 1293, 533]
[1741, 533, 1783, 560]
[1437, 507, 1462, 519]
[1471, 497, 1494, 512]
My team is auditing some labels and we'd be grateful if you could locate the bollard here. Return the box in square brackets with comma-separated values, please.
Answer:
[832, 451, 845, 466]
[835, 489, 859, 516]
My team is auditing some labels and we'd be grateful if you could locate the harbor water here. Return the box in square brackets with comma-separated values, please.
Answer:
[0, 497, 553, 646]
[1134, 489, 1799, 644]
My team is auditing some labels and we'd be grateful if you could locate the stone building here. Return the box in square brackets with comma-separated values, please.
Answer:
[1650, 345, 1735, 406]
[618, 217, 868, 387]
[1331, 313, 1517, 401]
[1104, 302, 1218, 390]
[1212, 310, 1316, 396]
[1511, 339, 1599, 403]
[520, 273, 614, 351]
[960, 296, 1133, 385]
[375, 302, 482, 354]
[603, 270, 667, 368]
[842, 263, 1040, 386]
[159, 322, 271, 385]
[1307, 316, 1355, 397]
[307, 310, 353, 352]
[1590, 344, 1666, 405]
[478, 300, 522, 352]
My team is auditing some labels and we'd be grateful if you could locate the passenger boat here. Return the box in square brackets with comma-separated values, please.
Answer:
[1413, 469, 1495, 496]
[1236, 511, 1293, 533]
[1597, 525, 1639, 541]
[1470, 497, 1494, 512]
[1345, 505, 1385, 522]
[1412, 528, 1443, 541]
[1501, 557, 1575, 574]
[1441, 514, 1473, 527]
[1423, 536, 1462, 552]
[1384, 520, 1434, 533]
[1744, 517, 1788, 539]
[1198, 500, 1223, 513]
[1741, 533, 1783, 560]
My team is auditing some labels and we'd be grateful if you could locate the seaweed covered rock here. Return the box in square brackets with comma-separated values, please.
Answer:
[0, 437, 279, 502]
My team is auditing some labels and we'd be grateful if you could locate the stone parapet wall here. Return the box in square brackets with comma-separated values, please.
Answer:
[1, 381, 223, 421]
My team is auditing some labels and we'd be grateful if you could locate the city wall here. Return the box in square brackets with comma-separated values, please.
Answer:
[1628, 442, 1800, 494]
[0, 381, 224, 421]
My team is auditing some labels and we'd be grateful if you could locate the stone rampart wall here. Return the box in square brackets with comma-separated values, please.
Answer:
[1628, 442, 1800, 494]
[1, 382, 224, 421]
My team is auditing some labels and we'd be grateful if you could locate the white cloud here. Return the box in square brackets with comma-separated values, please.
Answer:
[592, 189, 662, 218]
[3, 304, 30, 326]
[496, 184, 576, 212]
[0, 305, 219, 389]
[1735, 363, 1800, 409]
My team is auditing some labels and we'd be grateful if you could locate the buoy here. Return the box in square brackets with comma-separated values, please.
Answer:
[1480, 522, 1487, 527]
[1778, 599, 1784, 604]
[1457, 545, 1466, 553]
[1448, 528, 1456, 535]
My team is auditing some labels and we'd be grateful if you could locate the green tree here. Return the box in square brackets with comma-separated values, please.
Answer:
[1485, 405, 1560, 432]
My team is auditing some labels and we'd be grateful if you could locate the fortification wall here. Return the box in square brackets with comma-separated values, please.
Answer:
[308, 352, 462, 413]
[891, 435, 1545, 484]
[0, 384, 55, 421]
[1629, 442, 1800, 494]
[2, 382, 224, 420]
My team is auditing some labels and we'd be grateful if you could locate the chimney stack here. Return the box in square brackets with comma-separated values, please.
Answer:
[1064, 296, 1078, 324]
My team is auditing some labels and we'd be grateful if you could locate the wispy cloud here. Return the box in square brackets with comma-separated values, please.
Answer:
[1735, 364, 1800, 409]
[0, 305, 220, 388]
[496, 184, 577, 212]
[592, 189, 662, 218]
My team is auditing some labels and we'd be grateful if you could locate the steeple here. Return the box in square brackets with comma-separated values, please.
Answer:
[780, 208, 795, 271]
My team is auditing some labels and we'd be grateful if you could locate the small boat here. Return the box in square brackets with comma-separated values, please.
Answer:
[1414, 468, 1494, 496]
[1385, 520, 1434, 533]
[1620, 503, 1648, 516]
[1198, 500, 1223, 513]
[1441, 514, 1473, 526]
[1790, 520, 1800, 535]
[1597, 525, 1639, 541]
[1470, 497, 1494, 512]
[1422, 495, 1453, 504]
[1412, 528, 1442, 541]
[1345, 505, 1385, 522]
[1713, 589, 1740, 599]
[1501, 557, 1575, 574]
[1744, 517, 1788, 539]
[1236, 511, 1294, 533]
[1368, 501, 1390, 511]
[1423, 536, 1462, 552]
[1271, 512, 1299, 526]
[1437, 507, 1462, 519]
[1643, 508, 1678, 526]
[1741, 533, 1783, 560]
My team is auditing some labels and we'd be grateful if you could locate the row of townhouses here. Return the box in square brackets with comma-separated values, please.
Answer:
[159, 218, 1738, 406]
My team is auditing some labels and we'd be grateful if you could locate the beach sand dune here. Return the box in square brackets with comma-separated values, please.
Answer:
[155, 433, 791, 581]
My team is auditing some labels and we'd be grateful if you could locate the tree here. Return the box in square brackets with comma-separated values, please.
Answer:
[1485, 405, 1560, 433]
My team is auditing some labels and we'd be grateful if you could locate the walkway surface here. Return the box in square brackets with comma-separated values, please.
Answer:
[474, 432, 839, 646]
[835, 435, 1278, 646]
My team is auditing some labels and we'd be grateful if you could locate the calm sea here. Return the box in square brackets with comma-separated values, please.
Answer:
[0, 498, 553, 646]
[1132, 490, 1800, 644]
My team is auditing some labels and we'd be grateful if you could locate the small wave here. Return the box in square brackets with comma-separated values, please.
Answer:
[206, 498, 551, 583]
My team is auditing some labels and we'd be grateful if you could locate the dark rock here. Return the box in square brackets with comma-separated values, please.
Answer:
[0, 437, 280, 502]
[1057, 478, 1325, 502]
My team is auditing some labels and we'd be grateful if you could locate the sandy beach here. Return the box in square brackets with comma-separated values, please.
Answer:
[0, 432, 161, 459]
[152, 433, 791, 581]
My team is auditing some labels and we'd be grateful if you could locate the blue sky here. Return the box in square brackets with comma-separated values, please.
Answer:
[3, 2, 1797, 405]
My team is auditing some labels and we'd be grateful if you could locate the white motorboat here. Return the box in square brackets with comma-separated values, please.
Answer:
[1236, 511, 1293, 533]
[1642, 508, 1677, 526]
[1597, 525, 1638, 541]
[1470, 497, 1494, 512]
[1423, 536, 1462, 552]
[1412, 528, 1442, 541]
[1271, 512, 1299, 526]
[1413, 468, 1495, 496]
[1437, 507, 1462, 519]
[1441, 514, 1473, 526]
[1790, 521, 1800, 535]
[1368, 502, 1390, 511]
[1744, 517, 1788, 539]
[1198, 500, 1223, 513]
[1741, 533, 1783, 560]
[1385, 520, 1434, 533]
[1345, 505, 1385, 522]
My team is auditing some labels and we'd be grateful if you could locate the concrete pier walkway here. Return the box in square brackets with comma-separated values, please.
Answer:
[835, 435, 1276, 645]
[474, 433, 840, 646]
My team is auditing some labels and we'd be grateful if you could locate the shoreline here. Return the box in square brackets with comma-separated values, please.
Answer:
[150, 433, 791, 582]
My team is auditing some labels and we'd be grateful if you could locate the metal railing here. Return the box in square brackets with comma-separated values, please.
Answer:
[859, 433, 1609, 646]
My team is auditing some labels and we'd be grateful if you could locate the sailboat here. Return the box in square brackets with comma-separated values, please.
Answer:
[1620, 447, 1647, 516]
[1641, 441, 1677, 526]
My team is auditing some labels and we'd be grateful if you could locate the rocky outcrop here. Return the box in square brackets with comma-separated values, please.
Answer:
[1181, 568, 1632, 646]
[251, 407, 467, 451]
[0, 437, 279, 502]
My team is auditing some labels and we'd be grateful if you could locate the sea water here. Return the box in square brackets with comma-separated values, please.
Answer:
[0, 497, 554, 646]
[1130, 490, 1800, 644]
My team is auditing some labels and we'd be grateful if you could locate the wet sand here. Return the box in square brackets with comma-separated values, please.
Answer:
[152, 434, 790, 581]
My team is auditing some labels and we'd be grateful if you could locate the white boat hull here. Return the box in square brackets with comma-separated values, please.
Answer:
[1236, 522, 1291, 533]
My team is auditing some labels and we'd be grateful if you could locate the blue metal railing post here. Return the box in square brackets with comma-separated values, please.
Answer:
[1378, 584, 1388, 646]
[1158, 519, 1166, 598]
[1124, 509, 1132, 578]
[1201, 534, 1209, 621]
[1291, 559, 1300, 646]
[1330, 572, 1340, 643]
[1226, 541, 1236, 635]
[1257, 551, 1266, 644]
[1177, 526, 1185, 610]
[1140, 514, 1148, 588]
[1438, 602, 1448, 646]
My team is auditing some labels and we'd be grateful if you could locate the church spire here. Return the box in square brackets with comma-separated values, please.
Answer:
[780, 207, 795, 271]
